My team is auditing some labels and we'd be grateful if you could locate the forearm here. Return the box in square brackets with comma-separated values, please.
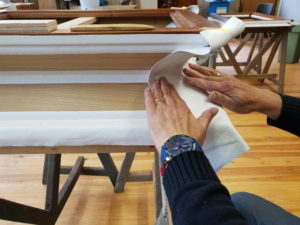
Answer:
[163, 151, 249, 225]
[267, 94, 300, 136]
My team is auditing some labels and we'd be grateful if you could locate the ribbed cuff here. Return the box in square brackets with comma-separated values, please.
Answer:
[163, 151, 220, 198]
[267, 95, 300, 136]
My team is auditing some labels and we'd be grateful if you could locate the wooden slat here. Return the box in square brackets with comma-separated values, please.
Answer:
[0, 53, 168, 71]
[243, 33, 279, 75]
[235, 74, 277, 80]
[49, 27, 201, 35]
[0, 12, 8, 20]
[0, 145, 155, 154]
[170, 10, 219, 28]
[263, 35, 282, 74]
[71, 24, 154, 32]
[57, 17, 96, 31]
[0, 28, 201, 35]
[7, 9, 174, 19]
[223, 44, 243, 75]
[0, 83, 147, 111]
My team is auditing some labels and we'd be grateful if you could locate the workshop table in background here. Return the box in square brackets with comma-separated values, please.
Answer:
[209, 12, 292, 94]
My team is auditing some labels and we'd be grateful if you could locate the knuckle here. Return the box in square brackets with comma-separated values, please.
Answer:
[222, 81, 233, 89]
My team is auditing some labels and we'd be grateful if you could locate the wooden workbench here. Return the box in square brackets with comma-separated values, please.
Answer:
[0, 9, 217, 225]
[210, 12, 292, 93]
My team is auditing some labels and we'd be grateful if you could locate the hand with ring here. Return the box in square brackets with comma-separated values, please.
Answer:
[144, 77, 218, 152]
[183, 64, 282, 120]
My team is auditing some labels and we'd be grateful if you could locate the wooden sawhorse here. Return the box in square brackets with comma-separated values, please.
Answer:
[0, 145, 167, 225]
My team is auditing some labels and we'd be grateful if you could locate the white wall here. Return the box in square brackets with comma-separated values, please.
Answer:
[139, 0, 157, 9]
[279, 0, 300, 22]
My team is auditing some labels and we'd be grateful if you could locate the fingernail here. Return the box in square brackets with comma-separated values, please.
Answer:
[161, 77, 167, 82]
[211, 107, 219, 115]
[209, 91, 216, 98]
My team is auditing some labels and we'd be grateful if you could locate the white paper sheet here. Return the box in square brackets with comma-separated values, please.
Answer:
[149, 17, 248, 170]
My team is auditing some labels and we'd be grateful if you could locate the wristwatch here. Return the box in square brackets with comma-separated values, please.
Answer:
[160, 135, 203, 175]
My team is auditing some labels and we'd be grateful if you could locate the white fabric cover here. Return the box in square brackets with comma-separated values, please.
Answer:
[0, 110, 245, 171]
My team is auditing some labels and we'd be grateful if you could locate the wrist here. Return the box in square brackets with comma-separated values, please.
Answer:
[160, 135, 203, 175]
[256, 89, 282, 120]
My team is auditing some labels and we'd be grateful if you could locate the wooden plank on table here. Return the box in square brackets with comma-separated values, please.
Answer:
[7, 9, 174, 19]
[0, 83, 147, 111]
[0, 12, 8, 20]
[171, 9, 219, 28]
[51, 27, 201, 35]
[71, 24, 154, 32]
[0, 53, 168, 71]
[57, 17, 96, 30]
[0, 20, 57, 33]
[0, 145, 155, 154]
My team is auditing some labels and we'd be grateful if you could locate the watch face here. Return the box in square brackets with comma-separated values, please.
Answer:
[165, 135, 194, 157]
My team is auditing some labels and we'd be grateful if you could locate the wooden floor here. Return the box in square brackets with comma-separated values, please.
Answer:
[0, 47, 300, 224]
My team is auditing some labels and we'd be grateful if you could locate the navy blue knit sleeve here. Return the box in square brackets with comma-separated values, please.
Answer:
[267, 95, 300, 136]
[163, 151, 249, 225]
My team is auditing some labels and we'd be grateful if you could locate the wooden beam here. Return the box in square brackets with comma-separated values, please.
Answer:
[71, 24, 154, 32]
[170, 9, 219, 28]
[223, 44, 243, 75]
[57, 17, 97, 31]
[243, 33, 279, 75]
[235, 74, 277, 80]
[7, 9, 173, 19]
[0, 145, 155, 154]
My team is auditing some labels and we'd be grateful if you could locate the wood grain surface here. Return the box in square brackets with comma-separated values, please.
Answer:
[0, 83, 147, 111]
[0, 54, 168, 71]
[57, 17, 97, 31]
[71, 24, 155, 32]
[6, 9, 174, 19]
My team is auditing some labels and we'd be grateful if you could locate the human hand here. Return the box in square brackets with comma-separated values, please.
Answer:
[144, 77, 218, 152]
[183, 64, 282, 120]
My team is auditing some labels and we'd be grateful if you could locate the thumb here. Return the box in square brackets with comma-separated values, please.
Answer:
[208, 91, 232, 108]
[197, 107, 219, 131]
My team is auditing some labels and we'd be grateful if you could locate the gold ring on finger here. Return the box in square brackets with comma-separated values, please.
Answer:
[155, 99, 164, 106]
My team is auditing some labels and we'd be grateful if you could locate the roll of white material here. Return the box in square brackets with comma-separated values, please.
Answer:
[79, 0, 100, 10]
